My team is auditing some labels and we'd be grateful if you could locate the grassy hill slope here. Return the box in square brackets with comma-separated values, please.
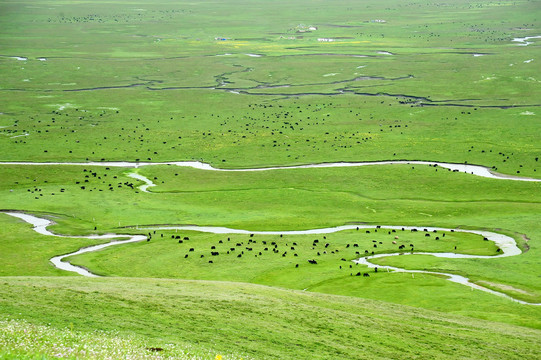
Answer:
[1, 277, 540, 360]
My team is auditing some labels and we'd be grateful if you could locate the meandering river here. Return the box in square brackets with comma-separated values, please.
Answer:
[1, 160, 539, 181]
[5, 212, 145, 277]
[3, 210, 539, 305]
[1, 159, 539, 304]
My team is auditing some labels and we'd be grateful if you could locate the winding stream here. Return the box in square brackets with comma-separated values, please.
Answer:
[3, 210, 539, 305]
[353, 253, 540, 305]
[127, 172, 156, 192]
[1, 160, 540, 182]
[512, 35, 541, 46]
[138, 224, 520, 254]
[4, 212, 146, 277]
[1, 159, 539, 304]
[139, 223, 539, 305]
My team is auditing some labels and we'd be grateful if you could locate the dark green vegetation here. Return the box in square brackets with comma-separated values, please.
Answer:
[1, 0, 540, 358]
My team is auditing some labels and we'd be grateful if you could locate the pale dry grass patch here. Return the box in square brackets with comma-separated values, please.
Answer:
[0, 319, 243, 360]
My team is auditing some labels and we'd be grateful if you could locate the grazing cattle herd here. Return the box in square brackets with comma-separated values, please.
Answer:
[144, 226, 471, 278]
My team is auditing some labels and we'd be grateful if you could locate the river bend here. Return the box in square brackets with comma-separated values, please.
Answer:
[3, 211, 539, 305]
[0, 160, 539, 182]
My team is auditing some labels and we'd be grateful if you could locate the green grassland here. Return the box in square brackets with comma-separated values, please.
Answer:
[0, 213, 110, 277]
[1, 163, 540, 326]
[67, 228, 496, 284]
[1, 0, 541, 358]
[1, 0, 540, 174]
[1, 277, 541, 360]
[1, 93, 540, 177]
[0, 318, 218, 360]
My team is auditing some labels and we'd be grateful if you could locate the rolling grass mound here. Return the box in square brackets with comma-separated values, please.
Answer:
[1, 277, 540, 360]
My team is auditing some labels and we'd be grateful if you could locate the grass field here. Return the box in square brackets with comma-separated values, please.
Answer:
[1, 0, 540, 358]
[2, 277, 541, 360]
